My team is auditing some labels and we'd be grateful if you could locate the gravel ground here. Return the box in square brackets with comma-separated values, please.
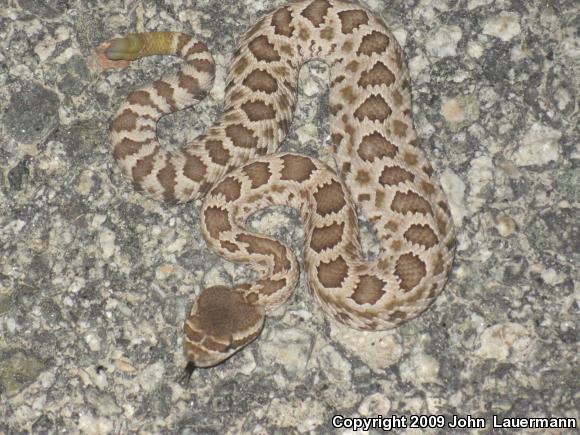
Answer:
[0, 0, 578, 433]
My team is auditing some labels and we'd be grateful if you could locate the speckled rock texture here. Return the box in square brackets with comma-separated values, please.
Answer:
[0, 0, 578, 433]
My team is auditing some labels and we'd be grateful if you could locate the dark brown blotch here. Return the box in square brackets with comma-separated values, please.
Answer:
[392, 89, 404, 106]
[320, 26, 334, 40]
[354, 95, 392, 122]
[190, 59, 215, 74]
[176, 34, 192, 53]
[203, 207, 231, 238]
[340, 85, 358, 104]
[243, 161, 271, 188]
[177, 71, 201, 95]
[391, 191, 433, 215]
[272, 7, 294, 37]
[258, 278, 286, 295]
[243, 69, 278, 94]
[241, 100, 276, 122]
[301, 0, 331, 27]
[392, 119, 408, 137]
[111, 109, 139, 132]
[357, 31, 391, 56]
[338, 9, 369, 33]
[220, 240, 238, 253]
[152, 80, 177, 110]
[420, 180, 436, 195]
[113, 137, 151, 160]
[404, 224, 438, 249]
[131, 151, 156, 188]
[317, 256, 349, 288]
[248, 35, 281, 62]
[433, 251, 445, 275]
[351, 275, 386, 305]
[280, 154, 317, 182]
[358, 132, 398, 161]
[395, 253, 426, 291]
[310, 222, 344, 253]
[206, 139, 231, 165]
[185, 41, 208, 56]
[313, 180, 347, 216]
[157, 161, 177, 202]
[233, 56, 249, 76]
[422, 164, 434, 177]
[379, 165, 415, 186]
[127, 90, 159, 110]
[225, 124, 258, 148]
[237, 234, 291, 274]
[358, 62, 396, 88]
[212, 176, 242, 202]
[355, 170, 371, 184]
[183, 152, 207, 182]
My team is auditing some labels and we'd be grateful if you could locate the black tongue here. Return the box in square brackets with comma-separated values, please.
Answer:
[178, 361, 196, 386]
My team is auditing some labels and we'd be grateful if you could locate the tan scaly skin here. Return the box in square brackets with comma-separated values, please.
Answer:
[102, 0, 455, 375]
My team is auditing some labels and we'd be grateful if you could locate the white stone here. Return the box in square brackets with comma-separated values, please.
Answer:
[483, 12, 521, 41]
[358, 392, 392, 416]
[466, 41, 484, 58]
[512, 123, 561, 166]
[329, 322, 403, 371]
[75, 170, 94, 195]
[495, 213, 517, 237]
[409, 54, 429, 76]
[77, 414, 114, 435]
[400, 352, 441, 385]
[136, 362, 165, 392]
[476, 322, 534, 362]
[266, 398, 325, 432]
[541, 268, 566, 286]
[317, 344, 352, 383]
[440, 169, 466, 224]
[260, 327, 312, 374]
[84, 332, 101, 352]
[165, 237, 187, 253]
[426, 26, 462, 57]
[467, 155, 493, 213]
[468, 0, 493, 9]
[98, 229, 116, 260]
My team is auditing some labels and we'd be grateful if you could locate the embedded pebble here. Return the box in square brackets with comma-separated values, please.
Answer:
[441, 95, 479, 126]
[426, 25, 462, 57]
[317, 344, 352, 383]
[77, 415, 114, 435]
[440, 169, 466, 224]
[400, 352, 441, 386]
[3, 81, 60, 143]
[329, 323, 403, 371]
[259, 327, 312, 373]
[511, 123, 561, 166]
[476, 323, 535, 362]
[467, 156, 493, 213]
[358, 392, 392, 416]
[483, 12, 521, 41]
[495, 213, 517, 237]
[98, 229, 117, 260]
[266, 398, 325, 432]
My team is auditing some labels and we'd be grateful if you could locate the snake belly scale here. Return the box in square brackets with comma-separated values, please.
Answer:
[104, 0, 455, 368]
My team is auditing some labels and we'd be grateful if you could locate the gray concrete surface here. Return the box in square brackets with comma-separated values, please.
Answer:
[0, 0, 578, 433]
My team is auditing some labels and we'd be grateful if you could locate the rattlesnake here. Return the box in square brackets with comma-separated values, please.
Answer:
[103, 0, 455, 370]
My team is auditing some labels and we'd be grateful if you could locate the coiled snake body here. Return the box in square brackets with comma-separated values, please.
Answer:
[104, 0, 455, 368]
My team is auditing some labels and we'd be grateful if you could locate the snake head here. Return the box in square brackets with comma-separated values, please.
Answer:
[183, 285, 265, 368]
